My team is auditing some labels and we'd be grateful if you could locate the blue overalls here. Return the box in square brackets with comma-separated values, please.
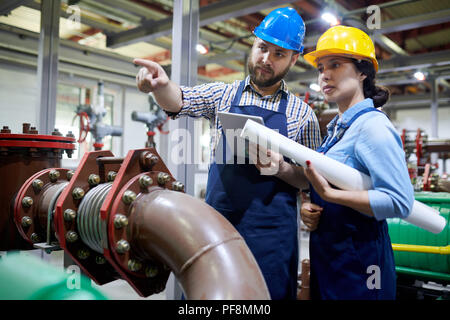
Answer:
[309, 107, 397, 300]
[205, 81, 299, 300]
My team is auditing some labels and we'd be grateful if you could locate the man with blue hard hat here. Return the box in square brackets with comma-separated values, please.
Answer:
[134, 7, 321, 300]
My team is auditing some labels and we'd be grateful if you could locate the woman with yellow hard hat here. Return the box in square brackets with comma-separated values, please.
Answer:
[300, 26, 414, 299]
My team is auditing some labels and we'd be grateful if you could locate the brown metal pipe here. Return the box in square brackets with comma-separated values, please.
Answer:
[297, 259, 310, 300]
[128, 188, 270, 300]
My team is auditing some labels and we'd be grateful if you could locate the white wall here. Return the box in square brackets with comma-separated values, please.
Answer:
[0, 62, 38, 133]
[0, 61, 153, 165]
[392, 107, 450, 138]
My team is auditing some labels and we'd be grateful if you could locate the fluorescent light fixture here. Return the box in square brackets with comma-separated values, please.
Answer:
[309, 83, 320, 92]
[196, 43, 209, 55]
[414, 71, 426, 81]
[321, 12, 339, 26]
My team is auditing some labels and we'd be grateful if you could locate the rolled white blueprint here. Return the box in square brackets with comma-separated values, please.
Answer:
[241, 119, 446, 234]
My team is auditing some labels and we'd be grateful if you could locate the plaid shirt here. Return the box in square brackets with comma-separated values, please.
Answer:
[171, 76, 321, 162]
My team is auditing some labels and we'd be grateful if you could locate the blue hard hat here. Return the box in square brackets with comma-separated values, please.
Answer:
[253, 7, 305, 53]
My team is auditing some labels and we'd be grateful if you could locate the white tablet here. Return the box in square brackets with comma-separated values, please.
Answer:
[217, 111, 264, 131]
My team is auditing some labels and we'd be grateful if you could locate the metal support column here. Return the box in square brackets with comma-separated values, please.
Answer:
[37, 0, 61, 134]
[430, 75, 439, 138]
[430, 75, 439, 165]
[165, 0, 199, 300]
[164, 0, 199, 197]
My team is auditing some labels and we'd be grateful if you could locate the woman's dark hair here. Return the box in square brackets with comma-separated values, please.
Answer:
[352, 59, 390, 108]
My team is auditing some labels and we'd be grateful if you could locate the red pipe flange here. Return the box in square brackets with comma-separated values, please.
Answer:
[99, 148, 178, 296]
[107, 173, 174, 296]
[14, 168, 72, 245]
[54, 150, 119, 285]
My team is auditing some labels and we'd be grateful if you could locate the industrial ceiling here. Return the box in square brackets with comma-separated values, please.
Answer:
[1, 0, 450, 109]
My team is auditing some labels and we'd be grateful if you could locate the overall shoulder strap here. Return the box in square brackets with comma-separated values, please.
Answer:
[231, 80, 246, 106]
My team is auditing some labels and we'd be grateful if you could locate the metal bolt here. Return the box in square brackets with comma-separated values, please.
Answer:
[122, 190, 136, 204]
[142, 152, 159, 167]
[147, 154, 159, 165]
[1, 126, 11, 133]
[21, 216, 33, 227]
[65, 231, 79, 243]
[139, 175, 153, 188]
[63, 209, 77, 221]
[51, 128, 62, 136]
[88, 174, 100, 186]
[157, 172, 171, 185]
[107, 171, 117, 182]
[145, 265, 159, 278]
[66, 170, 75, 180]
[116, 240, 130, 254]
[77, 249, 90, 260]
[72, 187, 85, 200]
[30, 233, 40, 243]
[32, 179, 44, 192]
[128, 259, 142, 272]
[172, 181, 184, 192]
[49, 169, 60, 181]
[22, 196, 33, 208]
[95, 256, 106, 265]
[114, 214, 129, 229]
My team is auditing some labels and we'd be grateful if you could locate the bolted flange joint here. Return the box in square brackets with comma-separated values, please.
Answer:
[116, 239, 130, 254]
[32, 179, 44, 192]
[107, 171, 117, 182]
[139, 175, 153, 188]
[172, 181, 184, 192]
[122, 190, 137, 204]
[66, 170, 75, 180]
[157, 172, 171, 185]
[128, 259, 142, 272]
[21, 216, 33, 227]
[72, 187, 85, 200]
[22, 196, 33, 208]
[65, 231, 79, 243]
[88, 174, 101, 186]
[114, 214, 129, 229]
[49, 169, 60, 182]
[63, 209, 77, 221]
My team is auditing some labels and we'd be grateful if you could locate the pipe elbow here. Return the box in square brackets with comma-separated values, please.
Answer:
[129, 189, 270, 300]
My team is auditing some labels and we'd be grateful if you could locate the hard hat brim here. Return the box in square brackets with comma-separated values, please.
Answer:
[253, 31, 302, 53]
[304, 48, 378, 72]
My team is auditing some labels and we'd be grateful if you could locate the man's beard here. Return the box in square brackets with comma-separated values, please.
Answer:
[247, 59, 291, 88]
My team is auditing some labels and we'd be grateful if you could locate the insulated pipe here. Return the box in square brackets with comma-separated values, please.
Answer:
[241, 120, 447, 234]
[128, 188, 270, 300]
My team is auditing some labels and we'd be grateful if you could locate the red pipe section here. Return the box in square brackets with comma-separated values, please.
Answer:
[129, 187, 270, 300]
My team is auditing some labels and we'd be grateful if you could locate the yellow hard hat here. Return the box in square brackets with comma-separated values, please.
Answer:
[304, 25, 378, 72]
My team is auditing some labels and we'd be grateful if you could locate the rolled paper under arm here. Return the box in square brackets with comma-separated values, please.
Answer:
[241, 119, 447, 234]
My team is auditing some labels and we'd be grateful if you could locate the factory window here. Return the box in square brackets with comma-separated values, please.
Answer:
[55, 83, 113, 160]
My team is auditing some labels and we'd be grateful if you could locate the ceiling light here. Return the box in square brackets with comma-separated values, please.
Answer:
[196, 43, 209, 55]
[321, 12, 339, 26]
[414, 71, 426, 81]
[309, 83, 320, 92]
